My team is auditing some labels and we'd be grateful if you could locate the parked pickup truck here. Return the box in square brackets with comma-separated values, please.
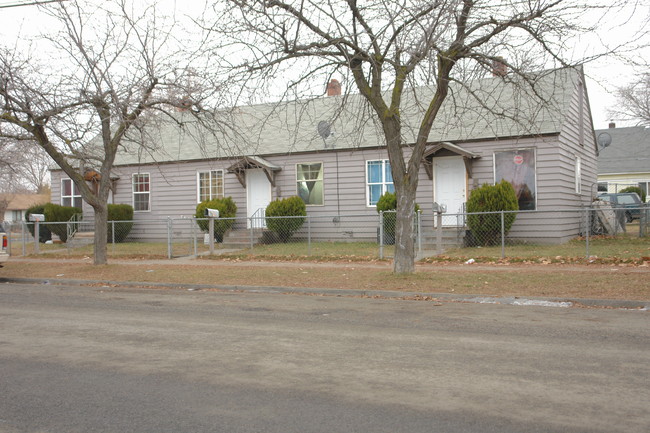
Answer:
[0, 223, 8, 267]
[597, 193, 644, 222]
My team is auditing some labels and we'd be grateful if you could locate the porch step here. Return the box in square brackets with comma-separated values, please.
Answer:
[220, 229, 266, 248]
[68, 231, 95, 247]
[420, 227, 467, 249]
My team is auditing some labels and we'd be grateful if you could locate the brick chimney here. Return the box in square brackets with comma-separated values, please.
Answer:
[326, 79, 341, 96]
[491, 57, 508, 77]
[609, 122, 616, 128]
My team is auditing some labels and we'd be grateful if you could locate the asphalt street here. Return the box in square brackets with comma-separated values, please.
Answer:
[1, 282, 648, 433]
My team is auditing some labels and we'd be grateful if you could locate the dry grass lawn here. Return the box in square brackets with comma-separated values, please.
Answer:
[2, 258, 649, 301]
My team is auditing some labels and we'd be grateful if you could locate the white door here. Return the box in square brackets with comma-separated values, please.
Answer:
[246, 169, 272, 228]
[434, 156, 466, 226]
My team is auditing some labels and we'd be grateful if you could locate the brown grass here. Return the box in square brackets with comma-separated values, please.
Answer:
[2, 259, 649, 301]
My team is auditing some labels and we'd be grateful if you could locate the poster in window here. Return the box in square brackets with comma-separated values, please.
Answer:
[494, 149, 536, 210]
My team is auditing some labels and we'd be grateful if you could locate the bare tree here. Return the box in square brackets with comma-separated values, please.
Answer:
[0, 0, 221, 264]
[212, 0, 643, 273]
[611, 73, 650, 126]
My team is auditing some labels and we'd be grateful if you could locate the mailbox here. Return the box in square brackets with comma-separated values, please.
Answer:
[204, 208, 220, 218]
[29, 214, 46, 222]
[432, 202, 447, 214]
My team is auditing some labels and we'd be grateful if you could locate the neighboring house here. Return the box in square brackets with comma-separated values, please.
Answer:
[50, 67, 597, 244]
[596, 124, 650, 201]
[0, 194, 50, 223]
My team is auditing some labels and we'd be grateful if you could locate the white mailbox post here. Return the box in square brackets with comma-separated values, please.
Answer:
[204, 209, 220, 254]
[29, 214, 46, 254]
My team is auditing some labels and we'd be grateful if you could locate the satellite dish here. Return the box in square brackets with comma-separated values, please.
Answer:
[317, 121, 331, 139]
[597, 132, 612, 148]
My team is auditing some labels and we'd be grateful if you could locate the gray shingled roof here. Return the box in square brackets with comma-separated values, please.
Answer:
[114, 68, 580, 166]
[596, 126, 650, 174]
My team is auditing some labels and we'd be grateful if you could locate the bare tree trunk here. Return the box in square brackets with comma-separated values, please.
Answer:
[91, 201, 108, 265]
[394, 182, 417, 274]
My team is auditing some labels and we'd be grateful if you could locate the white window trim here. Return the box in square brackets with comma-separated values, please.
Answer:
[60, 178, 82, 208]
[132, 173, 151, 213]
[196, 169, 225, 203]
[365, 159, 393, 207]
[575, 156, 582, 194]
[296, 162, 325, 206]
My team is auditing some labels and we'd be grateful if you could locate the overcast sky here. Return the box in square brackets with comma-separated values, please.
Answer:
[1, 0, 648, 131]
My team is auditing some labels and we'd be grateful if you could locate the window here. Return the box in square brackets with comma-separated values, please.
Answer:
[494, 149, 536, 210]
[197, 170, 224, 202]
[132, 173, 150, 212]
[366, 159, 394, 206]
[575, 156, 582, 194]
[61, 179, 82, 208]
[297, 163, 324, 205]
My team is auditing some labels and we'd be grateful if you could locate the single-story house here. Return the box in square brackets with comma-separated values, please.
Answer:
[50, 67, 597, 245]
[1, 193, 50, 223]
[596, 124, 650, 201]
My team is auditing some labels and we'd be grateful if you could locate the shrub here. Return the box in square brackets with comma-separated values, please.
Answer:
[375, 192, 420, 245]
[24, 203, 52, 243]
[195, 197, 237, 242]
[265, 196, 306, 242]
[107, 204, 134, 243]
[43, 203, 81, 242]
[619, 186, 646, 202]
[466, 180, 519, 246]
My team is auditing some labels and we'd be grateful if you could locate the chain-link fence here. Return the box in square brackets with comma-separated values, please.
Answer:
[4, 204, 650, 263]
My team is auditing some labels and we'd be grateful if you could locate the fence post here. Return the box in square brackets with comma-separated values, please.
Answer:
[167, 217, 173, 259]
[379, 211, 384, 260]
[34, 221, 40, 254]
[416, 210, 422, 254]
[585, 207, 590, 261]
[6, 222, 12, 257]
[500, 211, 505, 259]
[111, 220, 115, 256]
[21, 221, 26, 256]
[192, 218, 197, 257]
[307, 215, 311, 256]
[436, 212, 443, 254]
[249, 218, 254, 250]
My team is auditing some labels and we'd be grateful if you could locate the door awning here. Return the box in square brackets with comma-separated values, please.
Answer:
[422, 142, 481, 179]
[227, 155, 282, 188]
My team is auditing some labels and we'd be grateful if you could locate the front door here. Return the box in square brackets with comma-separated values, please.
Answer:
[246, 169, 272, 228]
[434, 156, 467, 226]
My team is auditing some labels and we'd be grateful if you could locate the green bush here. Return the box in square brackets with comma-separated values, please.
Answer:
[195, 197, 237, 242]
[107, 204, 134, 243]
[466, 180, 519, 246]
[375, 192, 420, 245]
[43, 203, 81, 242]
[24, 203, 52, 243]
[619, 186, 646, 202]
[265, 196, 306, 242]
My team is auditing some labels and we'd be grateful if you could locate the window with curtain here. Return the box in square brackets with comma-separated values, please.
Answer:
[296, 163, 323, 205]
[132, 173, 150, 212]
[494, 149, 536, 210]
[61, 178, 82, 208]
[197, 170, 224, 202]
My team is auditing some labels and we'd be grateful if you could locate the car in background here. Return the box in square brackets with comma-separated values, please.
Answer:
[597, 193, 644, 222]
[0, 223, 8, 267]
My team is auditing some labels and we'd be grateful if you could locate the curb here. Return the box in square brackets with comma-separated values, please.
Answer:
[1, 277, 648, 311]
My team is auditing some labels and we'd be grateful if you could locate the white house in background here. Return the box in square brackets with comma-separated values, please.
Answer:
[596, 124, 650, 201]
[0, 193, 50, 223]
[50, 67, 598, 244]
